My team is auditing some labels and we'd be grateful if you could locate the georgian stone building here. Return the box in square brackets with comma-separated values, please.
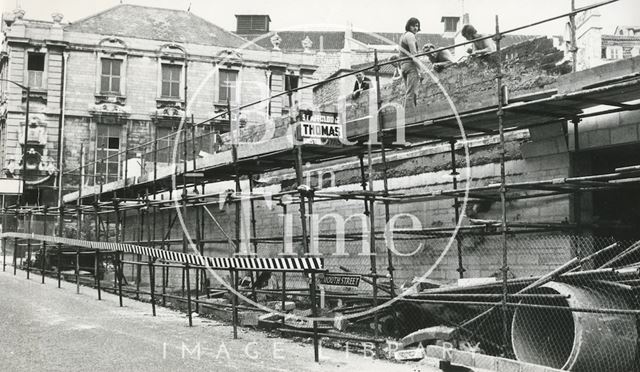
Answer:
[570, 9, 640, 68]
[0, 4, 317, 205]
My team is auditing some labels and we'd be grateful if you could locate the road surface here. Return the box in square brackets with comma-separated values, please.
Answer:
[0, 269, 439, 371]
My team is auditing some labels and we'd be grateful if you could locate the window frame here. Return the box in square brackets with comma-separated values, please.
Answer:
[606, 46, 623, 60]
[100, 58, 123, 95]
[154, 121, 181, 163]
[94, 118, 124, 184]
[217, 69, 239, 104]
[281, 72, 300, 113]
[26, 52, 46, 90]
[94, 39, 128, 97]
[161, 63, 183, 99]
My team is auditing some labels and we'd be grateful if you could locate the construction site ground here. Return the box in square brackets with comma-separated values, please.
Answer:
[0, 267, 441, 372]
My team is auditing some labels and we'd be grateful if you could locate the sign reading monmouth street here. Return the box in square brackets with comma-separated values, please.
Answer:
[320, 274, 361, 287]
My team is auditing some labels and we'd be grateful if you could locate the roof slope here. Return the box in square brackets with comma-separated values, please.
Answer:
[246, 31, 346, 50]
[66, 4, 262, 49]
[242, 29, 535, 52]
[246, 30, 455, 51]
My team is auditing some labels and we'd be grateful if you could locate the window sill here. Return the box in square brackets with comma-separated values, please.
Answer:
[96, 92, 125, 97]
[95, 93, 126, 105]
[157, 97, 184, 109]
[213, 103, 234, 120]
[155, 98, 185, 116]
[27, 87, 47, 94]
[157, 97, 184, 103]
[23, 89, 47, 103]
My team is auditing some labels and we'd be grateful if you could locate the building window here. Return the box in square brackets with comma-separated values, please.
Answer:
[285, 74, 299, 92]
[161, 64, 182, 98]
[606, 46, 623, 60]
[155, 123, 179, 163]
[100, 58, 122, 94]
[218, 69, 238, 103]
[27, 53, 45, 89]
[95, 122, 122, 184]
[281, 73, 299, 111]
[443, 18, 459, 33]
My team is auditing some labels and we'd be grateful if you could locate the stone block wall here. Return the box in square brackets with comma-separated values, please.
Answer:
[568, 109, 640, 151]
[61, 116, 91, 188]
[118, 127, 575, 285]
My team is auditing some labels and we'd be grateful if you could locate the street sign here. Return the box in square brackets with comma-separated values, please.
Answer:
[320, 274, 361, 287]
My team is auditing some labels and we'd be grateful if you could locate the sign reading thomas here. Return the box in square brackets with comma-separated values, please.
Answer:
[298, 111, 341, 145]
[301, 121, 341, 138]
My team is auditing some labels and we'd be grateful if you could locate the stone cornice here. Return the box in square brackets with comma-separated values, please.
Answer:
[62, 42, 313, 69]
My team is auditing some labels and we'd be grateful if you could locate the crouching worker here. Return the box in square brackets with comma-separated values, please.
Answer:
[461, 24, 496, 57]
[422, 43, 455, 72]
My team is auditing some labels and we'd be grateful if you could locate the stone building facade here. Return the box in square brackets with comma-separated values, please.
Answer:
[0, 5, 318, 205]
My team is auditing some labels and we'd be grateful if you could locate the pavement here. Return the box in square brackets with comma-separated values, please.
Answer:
[0, 267, 441, 372]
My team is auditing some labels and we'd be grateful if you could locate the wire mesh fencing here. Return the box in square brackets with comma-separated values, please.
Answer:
[2, 224, 639, 371]
[383, 231, 640, 371]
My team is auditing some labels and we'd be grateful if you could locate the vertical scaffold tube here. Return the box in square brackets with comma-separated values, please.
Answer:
[494, 15, 511, 354]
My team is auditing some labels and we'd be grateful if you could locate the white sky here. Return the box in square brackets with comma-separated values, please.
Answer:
[1, 0, 638, 36]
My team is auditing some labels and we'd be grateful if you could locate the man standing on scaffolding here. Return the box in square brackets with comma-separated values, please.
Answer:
[399, 17, 421, 107]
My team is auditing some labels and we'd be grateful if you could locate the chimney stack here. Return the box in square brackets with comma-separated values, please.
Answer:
[235, 14, 271, 35]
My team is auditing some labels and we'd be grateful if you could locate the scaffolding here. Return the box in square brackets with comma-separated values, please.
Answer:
[2, 0, 640, 368]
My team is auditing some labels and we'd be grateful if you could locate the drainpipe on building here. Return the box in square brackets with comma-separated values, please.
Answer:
[183, 58, 188, 122]
[267, 70, 273, 117]
[20, 86, 30, 205]
[56, 52, 68, 209]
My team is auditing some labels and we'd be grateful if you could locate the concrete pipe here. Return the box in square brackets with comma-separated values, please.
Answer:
[511, 281, 637, 371]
